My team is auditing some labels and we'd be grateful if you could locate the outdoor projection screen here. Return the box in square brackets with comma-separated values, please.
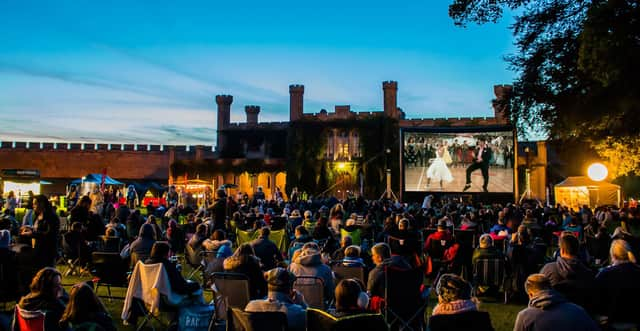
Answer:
[402, 127, 515, 193]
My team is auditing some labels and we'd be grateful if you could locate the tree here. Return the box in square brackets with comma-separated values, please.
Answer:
[449, 0, 640, 175]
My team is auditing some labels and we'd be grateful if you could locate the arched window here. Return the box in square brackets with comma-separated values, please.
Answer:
[326, 132, 334, 159]
[352, 131, 360, 158]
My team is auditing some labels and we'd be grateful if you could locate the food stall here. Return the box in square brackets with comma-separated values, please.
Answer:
[128, 181, 167, 207]
[70, 173, 124, 196]
[1, 169, 41, 196]
[172, 178, 215, 208]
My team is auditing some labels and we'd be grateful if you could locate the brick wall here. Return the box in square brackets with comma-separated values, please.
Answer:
[0, 149, 170, 179]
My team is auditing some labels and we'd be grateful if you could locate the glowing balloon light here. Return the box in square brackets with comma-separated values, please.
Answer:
[588, 163, 608, 181]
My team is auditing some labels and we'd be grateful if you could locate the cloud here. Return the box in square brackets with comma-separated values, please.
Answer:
[0, 61, 211, 110]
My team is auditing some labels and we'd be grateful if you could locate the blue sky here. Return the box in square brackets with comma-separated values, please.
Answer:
[0, 1, 516, 146]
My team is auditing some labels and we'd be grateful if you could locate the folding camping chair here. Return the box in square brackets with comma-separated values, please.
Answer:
[210, 272, 251, 312]
[91, 252, 129, 302]
[227, 307, 287, 331]
[331, 264, 366, 286]
[122, 262, 200, 331]
[12, 306, 45, 331]
[307, 308, 389, 331]
[185, 243, 204, 282]
[293, 276, 325, 309]
[384, 266, 428, 331]
[472, 258, 509, 303]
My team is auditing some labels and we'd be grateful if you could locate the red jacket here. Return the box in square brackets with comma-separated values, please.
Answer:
[424, 230, 453, 253]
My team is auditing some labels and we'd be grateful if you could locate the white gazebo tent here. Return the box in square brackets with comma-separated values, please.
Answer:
[554, 176, 621, 210]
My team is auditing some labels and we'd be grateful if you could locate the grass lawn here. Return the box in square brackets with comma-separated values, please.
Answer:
[61, 265, 524, 331]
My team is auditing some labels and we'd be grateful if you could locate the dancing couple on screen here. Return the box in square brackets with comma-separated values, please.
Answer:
[426, 141, 453, 190]
[463, 138, 492, 193]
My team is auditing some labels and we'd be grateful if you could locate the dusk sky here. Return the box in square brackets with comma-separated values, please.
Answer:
[0, 1, 516, 146]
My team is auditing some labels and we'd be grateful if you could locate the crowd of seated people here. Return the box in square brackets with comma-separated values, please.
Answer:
[1, 187, 640, 331]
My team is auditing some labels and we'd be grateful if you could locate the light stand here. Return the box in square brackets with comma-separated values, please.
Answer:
[380, 148, 398, 200]
[519, 147, 534, 203]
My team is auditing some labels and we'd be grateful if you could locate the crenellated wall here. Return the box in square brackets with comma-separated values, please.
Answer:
[0, 142, 214, 180]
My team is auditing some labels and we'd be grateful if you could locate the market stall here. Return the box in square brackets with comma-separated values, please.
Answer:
[554, 176, 621, 210]
[70, 173, 124, 196]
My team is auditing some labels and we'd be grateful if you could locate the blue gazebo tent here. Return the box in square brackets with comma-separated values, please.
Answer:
[70, 174, 124, 186]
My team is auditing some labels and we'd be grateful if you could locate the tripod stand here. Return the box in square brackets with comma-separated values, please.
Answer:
[519, 167, 533, 204]
[379, 168, 398, 201]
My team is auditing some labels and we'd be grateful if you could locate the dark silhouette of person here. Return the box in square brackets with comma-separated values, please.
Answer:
[463, 138, 492, 192]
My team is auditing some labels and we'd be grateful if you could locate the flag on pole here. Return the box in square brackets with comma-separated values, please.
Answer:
[100, 168, 107, 192]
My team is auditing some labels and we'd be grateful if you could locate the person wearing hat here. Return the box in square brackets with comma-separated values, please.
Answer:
[429, 273, 494, 331]
[245, 268, 307, 331]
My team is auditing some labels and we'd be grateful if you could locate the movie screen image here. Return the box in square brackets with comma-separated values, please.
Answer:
[403, 130, 514, 193]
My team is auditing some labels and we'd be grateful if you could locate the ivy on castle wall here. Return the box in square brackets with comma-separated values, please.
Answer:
[285, 116, 400, 198]
[170, 159, 285, 178]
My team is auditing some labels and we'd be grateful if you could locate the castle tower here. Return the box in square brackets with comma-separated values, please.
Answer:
[383, 81, 398, 119]
[245, 105, 260, 126]
[289, 84, 304, 122]
[493, 84, 513, 123]
[215, 95, 233, 152]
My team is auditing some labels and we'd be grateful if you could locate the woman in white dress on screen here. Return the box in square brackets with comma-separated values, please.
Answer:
[426, 142, 454, 190]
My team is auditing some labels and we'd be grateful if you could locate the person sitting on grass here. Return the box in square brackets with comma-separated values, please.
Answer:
[429, 273, 494, 331]
[59, 282, 116, 331]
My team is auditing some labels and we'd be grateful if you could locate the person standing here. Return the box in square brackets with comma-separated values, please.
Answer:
[20, 195, 60, 269]
[207, 189, 227, 232]
[3, 191, 17, 216]
[426, 143, 454, 190]
[126, 185, 138, 210]
[463, 139, 492, 192]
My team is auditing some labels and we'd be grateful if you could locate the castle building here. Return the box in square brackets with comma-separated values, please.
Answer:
[171, 81, 512, 200]
[0, 81, 518, 202]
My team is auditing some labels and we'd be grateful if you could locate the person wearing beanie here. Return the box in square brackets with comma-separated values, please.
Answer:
[472, 234, 505, 265]
[514, 274, 598, 331]
[429, 273, 494, 331]
[245, 268, 307, 331]
[594, 239, 640, 327]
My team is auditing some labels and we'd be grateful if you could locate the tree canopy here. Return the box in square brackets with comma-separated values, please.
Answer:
[450, 0, 640, 175]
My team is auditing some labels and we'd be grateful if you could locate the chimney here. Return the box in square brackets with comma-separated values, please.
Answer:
[492, 84, 512, 123]
[245, 105, 260, 126]
[215, 95, 233, 151]
[383, 81, 398, 118]
[335, 105, 351, 118]
[289, 84, 304, 121]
